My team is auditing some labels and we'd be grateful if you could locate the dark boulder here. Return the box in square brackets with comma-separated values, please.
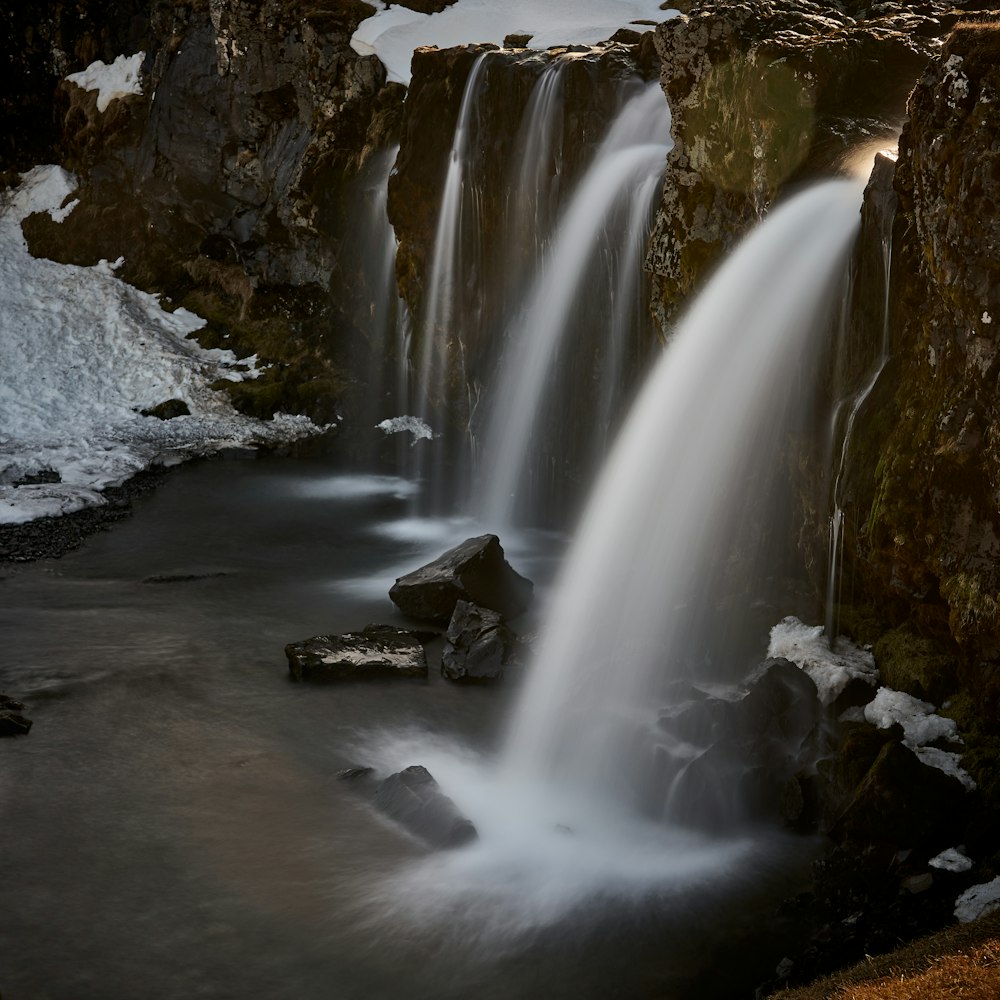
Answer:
[285, 624, 428, 682]
[141, 399, 190, 420]
[831, 739, 969, 849]
[0, 695, 32, 737]
[372, 765, 478, 849]
[389, 534, 532, 624]
[441, 600, 514, 682]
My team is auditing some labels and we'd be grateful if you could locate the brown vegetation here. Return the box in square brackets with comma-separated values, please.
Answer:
[771, 912, 1000, 1000]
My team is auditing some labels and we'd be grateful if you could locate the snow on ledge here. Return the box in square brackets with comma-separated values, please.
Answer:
[65, 52, 145, 113]
[0, 166, 322, 525]
[767, 616, 877, 704]
[352, 0, 678, 85]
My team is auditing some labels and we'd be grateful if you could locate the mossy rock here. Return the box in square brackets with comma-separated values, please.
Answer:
[873, 625, 959, 705]
[831, 739, 968, 849]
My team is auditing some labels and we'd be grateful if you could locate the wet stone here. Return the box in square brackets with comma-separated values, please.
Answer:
[285, 624, 428, 682]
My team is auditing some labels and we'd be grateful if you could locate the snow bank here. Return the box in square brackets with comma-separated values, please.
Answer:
[65, 53, 145, 113]
[767, 616, 878, 704]
[956, 876, 1000, 923]
[0, 166, 320, 525]
[352, 0, 677, 85]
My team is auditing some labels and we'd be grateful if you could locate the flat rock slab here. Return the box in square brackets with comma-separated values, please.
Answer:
[389, 534, 532, 625]
[286, 624, 428, 682]
[373, 765, 478, 849]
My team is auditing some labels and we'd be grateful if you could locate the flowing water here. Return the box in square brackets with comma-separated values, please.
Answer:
[476, 81, 671, 529]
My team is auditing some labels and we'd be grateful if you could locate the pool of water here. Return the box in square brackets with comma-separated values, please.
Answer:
[0, 453, 814, 1000]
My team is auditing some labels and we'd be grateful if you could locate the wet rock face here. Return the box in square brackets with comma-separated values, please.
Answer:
[645, 0, 953, 330]
[848, 22, 1000, 669]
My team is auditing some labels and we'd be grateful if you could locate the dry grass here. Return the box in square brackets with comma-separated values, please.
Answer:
[770, 912, 1000, 1000]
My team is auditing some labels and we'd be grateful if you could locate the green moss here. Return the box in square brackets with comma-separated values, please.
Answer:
[940, 572, 1000, 636]
[873, 625, 958, 704]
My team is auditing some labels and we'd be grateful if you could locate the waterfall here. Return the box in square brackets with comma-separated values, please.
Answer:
[476, 81, 670, 530]
[498, 180, 864, 822]
[411, 54, 489, 506]
[352, 145, 413, 467]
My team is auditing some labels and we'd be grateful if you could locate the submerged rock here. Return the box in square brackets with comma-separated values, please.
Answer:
[655, 658, 824, 828]
[0, 694, 32, 736]
[389, 534, 533, 625]
[441, 600, 514, 682]
[372, 764, 478, 849]
[285, 624, 428, 682]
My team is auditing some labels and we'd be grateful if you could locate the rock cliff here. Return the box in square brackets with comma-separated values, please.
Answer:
[847, 18, 1000, 684]
[15, 0, 401, 428]
[645, 0, 958, 331]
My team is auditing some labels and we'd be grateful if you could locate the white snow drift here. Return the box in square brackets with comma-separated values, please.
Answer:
[0, 166, 320, 525]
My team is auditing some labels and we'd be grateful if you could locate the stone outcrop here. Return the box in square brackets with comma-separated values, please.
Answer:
[645, 0, 958, 331]
[285, 624, 429, 682]
[389, 534, 533, 624]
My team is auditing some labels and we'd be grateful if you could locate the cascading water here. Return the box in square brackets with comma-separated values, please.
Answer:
[476, 81, 671, 530]
[411, 54, 489, 506]
[498, 179, 864, 827]
[503, 60, 566, 293]
[351, 145, 415, 468]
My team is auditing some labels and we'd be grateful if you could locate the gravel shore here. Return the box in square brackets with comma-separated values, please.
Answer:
[0, 468, 169, 564]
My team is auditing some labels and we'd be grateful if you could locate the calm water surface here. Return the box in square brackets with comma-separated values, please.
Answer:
[0, 454, 812, 1000]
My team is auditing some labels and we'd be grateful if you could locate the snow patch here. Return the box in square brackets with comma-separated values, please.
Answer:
[352, 0, 676, 85]
[929, 847, 973, 874]
[65, 52, 145, 113]
[956, 876, 1000, 924]
[767, 616, 878, 704]
[864, 687, 975, 790]
[864, 687, 960, 748]
[0, 166, 321, 525]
